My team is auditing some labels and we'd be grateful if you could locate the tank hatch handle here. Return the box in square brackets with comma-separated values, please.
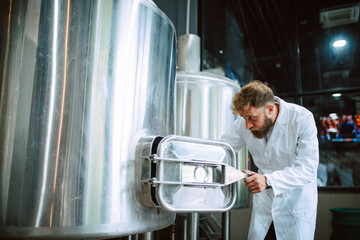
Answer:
[142, 154, 248, 188]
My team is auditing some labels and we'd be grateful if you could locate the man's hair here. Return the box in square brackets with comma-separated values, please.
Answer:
[231, 80, 274, 115]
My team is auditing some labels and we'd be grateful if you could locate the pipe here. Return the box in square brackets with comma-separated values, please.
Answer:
[186, 0, 191, 35]
[222, 211, 230, 240]
[139, 232, 153, 240]
[177, 34, 201, 72]
[183, 217, 188, 240]
[187, 213, 199, 240]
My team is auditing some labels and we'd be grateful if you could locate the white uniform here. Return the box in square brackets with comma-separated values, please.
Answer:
[221, 97, 319, 240]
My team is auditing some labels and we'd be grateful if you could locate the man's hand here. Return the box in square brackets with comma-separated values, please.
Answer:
[242, 170, 268, 194]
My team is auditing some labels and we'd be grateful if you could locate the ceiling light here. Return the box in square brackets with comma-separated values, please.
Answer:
[332, 93, 342, 97]
[332, 40, 347, 47]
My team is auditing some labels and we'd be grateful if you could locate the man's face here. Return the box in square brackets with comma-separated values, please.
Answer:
[240, 106, 274, 139]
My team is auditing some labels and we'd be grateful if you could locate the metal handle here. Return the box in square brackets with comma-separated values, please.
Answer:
[149, 154, 227, 166]
[146, 178, 227, 188]
[143, 155, 247, 188]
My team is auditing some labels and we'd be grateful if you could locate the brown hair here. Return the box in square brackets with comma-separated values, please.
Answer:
[231, 80, 274, 115]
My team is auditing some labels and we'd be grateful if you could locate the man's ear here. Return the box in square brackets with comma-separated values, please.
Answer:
[267, 104, 275, 114]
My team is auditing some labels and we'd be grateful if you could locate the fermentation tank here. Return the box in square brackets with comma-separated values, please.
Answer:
[0, 0, 177, 238]
[0, 0, 242, 239]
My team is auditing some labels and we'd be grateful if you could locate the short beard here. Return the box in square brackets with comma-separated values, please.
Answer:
[251, 117, 273, 139]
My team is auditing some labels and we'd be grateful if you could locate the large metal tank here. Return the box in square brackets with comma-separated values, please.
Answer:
[0, 0, 176, 238]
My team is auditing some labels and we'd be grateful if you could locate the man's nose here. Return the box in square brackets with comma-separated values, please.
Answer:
[245, 119, 253, 129]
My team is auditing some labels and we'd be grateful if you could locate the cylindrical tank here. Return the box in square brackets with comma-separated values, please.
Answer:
[175, 71, 249, 208]
[0, 0, 176, 238]
[176, 71, 240, 140]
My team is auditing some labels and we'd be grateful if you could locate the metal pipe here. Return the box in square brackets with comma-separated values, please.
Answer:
[139, 232, 153, 240]
[187, 213, 199, 240]
[294, 1, 303, 106]
[222, 211, 230, 240]
[183, 217, 188, 240]
[186, 0, 191, 35]
[278, 87, 360, 98]
[177, 34, 201, 72]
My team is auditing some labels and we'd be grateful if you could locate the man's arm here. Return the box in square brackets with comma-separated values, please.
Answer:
[220, 117, 247, 152]
[264, 114, 319, 196]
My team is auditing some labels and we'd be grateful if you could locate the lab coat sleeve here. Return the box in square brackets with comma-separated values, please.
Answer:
[220, 117, 247, 152]
[265, 113, 319, 196]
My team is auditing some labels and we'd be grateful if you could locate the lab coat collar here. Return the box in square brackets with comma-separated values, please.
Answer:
[273, 96, 288, 127]
[265, 97, 287, 147]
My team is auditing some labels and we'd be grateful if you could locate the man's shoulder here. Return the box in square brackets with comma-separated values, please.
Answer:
[279, 99, 315, 129]
[281, 98, 313, 118]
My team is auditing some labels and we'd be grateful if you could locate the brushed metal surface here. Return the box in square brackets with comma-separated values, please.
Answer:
[175, 71, 249, 209]
[0, 0, 176, 238]
[175, 71, 240, 140]
[155, 135, 237, 212]
[177, 34, 201, 72]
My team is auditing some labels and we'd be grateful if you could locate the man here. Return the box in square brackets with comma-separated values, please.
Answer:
[221, 80, 319, 240]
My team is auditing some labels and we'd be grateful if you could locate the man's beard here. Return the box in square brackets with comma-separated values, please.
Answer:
[251, 117, 273, 139]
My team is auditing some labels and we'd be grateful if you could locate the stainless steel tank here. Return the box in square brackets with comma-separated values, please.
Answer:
[176, 71, 240, 140]
[0, 0, 176, 238]
[175, 71, 249, 208]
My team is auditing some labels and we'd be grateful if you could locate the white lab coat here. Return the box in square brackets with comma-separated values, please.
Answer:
[221, 97, 319, 240]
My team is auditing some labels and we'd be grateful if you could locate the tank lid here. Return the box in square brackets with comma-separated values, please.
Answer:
[176, 71, 240, 89]
[142, 135, 237, 212]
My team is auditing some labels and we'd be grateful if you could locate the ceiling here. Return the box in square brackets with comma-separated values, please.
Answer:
[202, 0, 360, 102]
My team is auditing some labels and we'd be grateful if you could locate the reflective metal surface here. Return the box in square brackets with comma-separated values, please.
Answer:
[176, 71, 240, 140]
[155, 135, 237, 212]
[136, 135, 238, 212]
[175, 71, 249, 208]
[0, 0, 176, 238]
[177, 34, 201, 72]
